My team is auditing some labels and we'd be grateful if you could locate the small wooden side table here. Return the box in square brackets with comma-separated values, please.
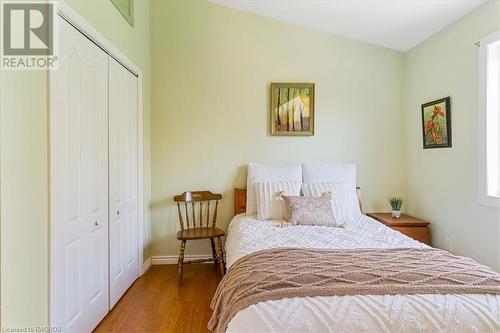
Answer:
[367, 212, 431, 245]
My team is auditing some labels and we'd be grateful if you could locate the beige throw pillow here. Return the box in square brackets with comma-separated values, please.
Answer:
[281, 193, 337, 227]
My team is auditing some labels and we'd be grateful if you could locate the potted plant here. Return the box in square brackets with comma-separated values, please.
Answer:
[388, 197, 404, 218]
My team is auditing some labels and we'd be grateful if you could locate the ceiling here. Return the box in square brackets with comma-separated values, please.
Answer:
[209, 0, 486, 52]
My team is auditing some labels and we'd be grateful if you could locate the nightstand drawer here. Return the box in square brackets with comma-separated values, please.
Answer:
[367, 213, 432, 245]
[391, 226, 431, 245]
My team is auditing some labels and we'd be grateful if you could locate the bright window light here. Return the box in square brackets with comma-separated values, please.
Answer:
[479, 31, 500, 207]
[486, 40, 500, 198]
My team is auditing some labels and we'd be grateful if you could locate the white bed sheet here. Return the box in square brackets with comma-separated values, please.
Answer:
[224, 214, 500, 333]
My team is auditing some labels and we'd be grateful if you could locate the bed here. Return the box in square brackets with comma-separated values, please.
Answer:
[210, 164, 500, 333]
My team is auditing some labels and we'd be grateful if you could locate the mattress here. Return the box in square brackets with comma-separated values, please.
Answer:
[223, 214, 500, 333]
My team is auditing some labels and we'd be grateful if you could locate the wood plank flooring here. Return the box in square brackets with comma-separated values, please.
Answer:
[94, 264, 222, 332]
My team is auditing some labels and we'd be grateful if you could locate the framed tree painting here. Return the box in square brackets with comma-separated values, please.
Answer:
[421, 97, 451, 148]
[271, 83, 315, 136]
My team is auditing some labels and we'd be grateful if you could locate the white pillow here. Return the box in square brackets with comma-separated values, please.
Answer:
[302, 164, 356, 184]
[246, 163, 302, 216]
[302, 182, 361, 224]
[255, 181, 301, 220]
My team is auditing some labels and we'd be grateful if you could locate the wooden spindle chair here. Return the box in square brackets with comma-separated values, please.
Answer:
[174, 191, 225, 285]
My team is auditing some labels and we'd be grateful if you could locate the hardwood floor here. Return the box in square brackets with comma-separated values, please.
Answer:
[94, 264, 222, 332]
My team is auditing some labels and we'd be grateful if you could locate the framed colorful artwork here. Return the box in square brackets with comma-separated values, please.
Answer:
[270, 83, 315, 136]
[421, 97, 451, 149]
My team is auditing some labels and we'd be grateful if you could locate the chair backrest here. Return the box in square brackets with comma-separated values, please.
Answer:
[174, 191, 222, 230]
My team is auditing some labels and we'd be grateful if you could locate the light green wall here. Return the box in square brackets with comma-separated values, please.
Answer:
[150, 0, 405, 257]
[0, 64, 49, 328]
[2, 0, 499, 328]
[0, 0, 50, 327]
[403, 0, 500, 271]
[0, 0, 151, 327]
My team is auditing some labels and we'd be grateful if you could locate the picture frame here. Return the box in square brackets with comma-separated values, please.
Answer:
[421, 97, 451, 149]
[270, 83, 315, 136]
[111, 0, 134, 27]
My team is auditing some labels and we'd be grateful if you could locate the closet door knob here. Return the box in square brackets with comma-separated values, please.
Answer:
[94, 220, 99, 226]
[116, 210, 121, 216]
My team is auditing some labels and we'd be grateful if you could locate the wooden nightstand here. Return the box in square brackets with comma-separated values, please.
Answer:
[367, 213, 432, 245]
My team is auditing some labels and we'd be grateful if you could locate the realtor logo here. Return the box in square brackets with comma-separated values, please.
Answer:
[1, 1, 58, 70]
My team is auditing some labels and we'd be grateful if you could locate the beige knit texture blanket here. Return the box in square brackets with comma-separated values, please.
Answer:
[208, 247, 500, 332]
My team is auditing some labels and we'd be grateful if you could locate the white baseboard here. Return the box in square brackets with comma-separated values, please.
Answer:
[151, 254, 213, 265]
[142, 257, 152, 274]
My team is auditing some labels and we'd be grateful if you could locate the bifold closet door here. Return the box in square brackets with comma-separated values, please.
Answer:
[51, 17, 109, 332]
[108, 57, 139, 308]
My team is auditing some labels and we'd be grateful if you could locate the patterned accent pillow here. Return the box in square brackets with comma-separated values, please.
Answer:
[282, 193, 337, 227]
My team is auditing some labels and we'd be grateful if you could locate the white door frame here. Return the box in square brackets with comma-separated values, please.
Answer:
[49, 1, 145, 325]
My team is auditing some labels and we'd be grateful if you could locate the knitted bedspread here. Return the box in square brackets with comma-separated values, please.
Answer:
[208, 247, 500, 333]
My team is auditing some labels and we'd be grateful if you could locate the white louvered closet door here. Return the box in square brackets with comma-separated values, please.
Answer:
[108, 56, 139, 308]
[51, 17, 109, 332]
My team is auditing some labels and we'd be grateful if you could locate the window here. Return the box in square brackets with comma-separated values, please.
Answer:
[479, 31, 500, 207]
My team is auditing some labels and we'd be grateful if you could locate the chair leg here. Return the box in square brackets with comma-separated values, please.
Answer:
[177, 240, 186, 285]
[210, 238, 217, 269]
[215, 236, 225, 276]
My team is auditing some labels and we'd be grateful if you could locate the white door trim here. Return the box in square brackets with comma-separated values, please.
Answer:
[49, 1, 145, 326]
